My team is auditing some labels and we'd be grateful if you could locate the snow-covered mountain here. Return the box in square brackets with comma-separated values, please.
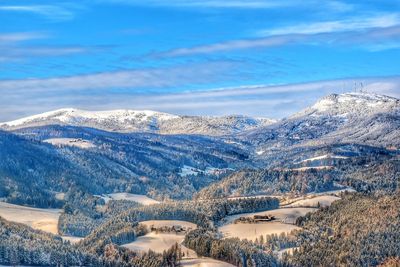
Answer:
[292, 92, 399, 118]
[241, 92, 400, 155]
[0, 108, 275, 136]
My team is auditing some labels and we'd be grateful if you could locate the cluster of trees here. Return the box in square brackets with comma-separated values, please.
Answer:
[252, 232, 298, 252]
[285, 193, 400, 266]
[184, 228, 277, 267]
[196, 168, 336, 199]
[196, 153, 400, 199]
[338, 157, 400, 194]
[76, 196, 278, 263]
[60, 194, 279, 240]
[0, 214, 184, 266]
[0, 216, 107, 266]
[59, 188, 143, 237]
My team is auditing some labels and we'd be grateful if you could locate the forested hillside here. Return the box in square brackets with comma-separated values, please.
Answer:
[196, 154, 400, 198]
[286, 193, 400, 266]
[0, 126, 250, 207]
[0, 92, 399, 267]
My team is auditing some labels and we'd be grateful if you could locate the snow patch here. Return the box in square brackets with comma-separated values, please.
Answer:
[0, 202, 61, 234]
[179, 165, 233, 177]
[299, 154, 349, 163]
[97, 193, 159, 205]
[44, 138, 96, 149]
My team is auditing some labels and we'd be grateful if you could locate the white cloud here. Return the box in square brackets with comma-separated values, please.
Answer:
[259, 14, 400, 36]
[100, 0, 289, 9]
[0, 62, 235, 92]
[100, 0, 353, 11]
[0, 32, 46, 44]
[155, 35, 303, 57]
[0, 5, 76, 20]
[1, 75, 399, 122]
[150, 14, 400, 58]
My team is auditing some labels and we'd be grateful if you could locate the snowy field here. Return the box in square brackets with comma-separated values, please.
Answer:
[99, 193, 160, 205]
[180, 258, 235, 267]
[218, 207, 317, 241]
[219, 222, 300, 241]
[124, 220, 233, 266]
[0, 202, 61, 234]
[285, 195, 341, 208]
[179, 165, 232, 177]
[43, 138, 96, 149]
[123, 232, 186, 253]
[298, 154, 349, 163]
[123, 220, 197, 254]
[223, 207, 317, 225]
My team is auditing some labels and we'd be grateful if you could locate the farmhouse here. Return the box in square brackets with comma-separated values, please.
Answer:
[234, 214, 276, 224]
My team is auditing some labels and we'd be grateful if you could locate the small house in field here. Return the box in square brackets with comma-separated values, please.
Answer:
[253, 215, 275, 222]
[172, 225, 184, 232]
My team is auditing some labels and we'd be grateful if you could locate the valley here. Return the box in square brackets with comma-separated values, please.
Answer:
[0, 92, 398, 266]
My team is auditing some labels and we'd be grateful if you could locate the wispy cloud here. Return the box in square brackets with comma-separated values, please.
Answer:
[1, 46, 89, 59]
[151, 14, 400, 58]
[0, 61, 236, 92]
[0, 31, 107, 62]
[1, 75, 399, 122]
[155, 36, 303, 57]
[100, 0, 353, 11]
[0, 32, 47, 44]
[258, 14, 400, 36]
[0, 5, 76, 20]
[100, 0, 289, 9]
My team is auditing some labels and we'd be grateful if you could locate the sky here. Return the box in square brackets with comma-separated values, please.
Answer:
[1, 0, 400, 121]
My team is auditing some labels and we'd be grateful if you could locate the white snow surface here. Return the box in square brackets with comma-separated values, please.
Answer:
[123, 220, 197, 254]
[98, 193, 160, 205]
[284, 195, 341, 208]
[44, 138, 96, 149]
[181, 258, 235, 267]
[0, 202, 61, 234]
[0, 108, 274, 135]
[299, 154, 349, 162]
[2, 108, 178, 127]
[295, 92, 399, 118]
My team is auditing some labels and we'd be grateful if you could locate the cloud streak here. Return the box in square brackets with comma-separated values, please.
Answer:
[100, 0, 291, 9]
[152, 14, 400, 58]
[259, 14, 400, 36]
[100, 0, 354, 11]
[154, 36, 304, 57]
[0, 5, 77, 20]
[1, 75, 399, 122]
[0, 32, 47, 44]
[0, 62, 236, 92]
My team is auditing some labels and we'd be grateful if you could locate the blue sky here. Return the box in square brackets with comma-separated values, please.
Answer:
[1, 0, 400, 120]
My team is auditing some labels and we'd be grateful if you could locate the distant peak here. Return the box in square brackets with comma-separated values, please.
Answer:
[323, 92, 398, 102]
[0, 108, 275, 135]
[294, 92, 399, 118]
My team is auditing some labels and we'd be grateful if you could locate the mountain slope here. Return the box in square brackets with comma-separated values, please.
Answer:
[0, 108, 274, 136]
[241, 92, 400, 160]
[0, 126, 251, 207]
[289, 194, 400, 266]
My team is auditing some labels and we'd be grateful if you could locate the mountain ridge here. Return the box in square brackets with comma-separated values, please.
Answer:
[0, 108, 275, 136]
